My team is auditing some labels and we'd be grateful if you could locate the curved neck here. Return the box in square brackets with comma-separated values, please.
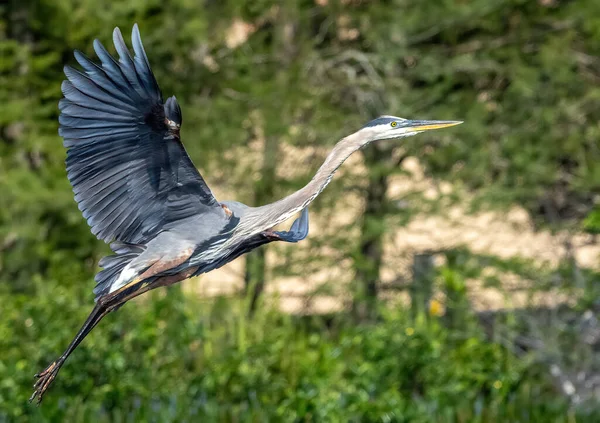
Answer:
[236, 129, 371, 237]
[279, 130, 367, 212]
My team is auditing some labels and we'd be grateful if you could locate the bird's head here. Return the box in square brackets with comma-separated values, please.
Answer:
[360, 115, 462, 142]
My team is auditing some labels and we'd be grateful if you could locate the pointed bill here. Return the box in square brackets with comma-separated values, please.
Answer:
[404, 120, 463, 132]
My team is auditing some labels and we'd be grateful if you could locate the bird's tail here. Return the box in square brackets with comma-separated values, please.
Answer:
[94, 242, 145, 301]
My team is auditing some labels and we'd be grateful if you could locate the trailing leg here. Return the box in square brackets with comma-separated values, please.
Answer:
[29, 301, 111, 404]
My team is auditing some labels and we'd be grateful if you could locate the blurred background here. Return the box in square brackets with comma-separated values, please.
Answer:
[1, 0, 600, 421]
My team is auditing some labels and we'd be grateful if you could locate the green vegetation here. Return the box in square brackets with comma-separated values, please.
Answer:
[0, 288, 584, 421]
[1, 0, 599, 421]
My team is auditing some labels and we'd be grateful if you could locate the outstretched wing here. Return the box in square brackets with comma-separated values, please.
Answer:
[60, 24, 223, 244]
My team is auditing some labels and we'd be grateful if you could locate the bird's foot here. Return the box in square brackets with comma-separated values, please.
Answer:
[29, 360, 61, 405]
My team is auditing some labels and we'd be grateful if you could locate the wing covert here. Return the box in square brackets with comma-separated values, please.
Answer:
[60, 24, 221, 244]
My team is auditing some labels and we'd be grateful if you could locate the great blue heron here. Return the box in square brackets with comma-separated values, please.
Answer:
[29, 24, 461, 403]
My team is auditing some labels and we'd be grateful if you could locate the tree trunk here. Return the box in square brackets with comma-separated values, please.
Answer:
[244, 246, 266, 313]
[243, 6, 297, 314]
[410, 252, 435, 316]
[244, 135, 278, 313]
[353, 144, 390, 319]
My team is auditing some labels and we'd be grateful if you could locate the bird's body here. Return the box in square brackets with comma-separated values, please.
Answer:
[30, 24, 461, 404]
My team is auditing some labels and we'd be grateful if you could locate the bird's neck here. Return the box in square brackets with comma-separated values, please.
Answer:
[237, 130, 369, 236]
[286, 130, 366, 212]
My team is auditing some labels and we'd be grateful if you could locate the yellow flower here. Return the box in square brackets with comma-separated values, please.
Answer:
[493, 380, 503, 390]
[405, 327, 415, 336]
[428, 299, 445, 317]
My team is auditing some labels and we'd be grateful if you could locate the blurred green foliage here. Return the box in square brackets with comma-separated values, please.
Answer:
[583, 207, 600, 234]
[0, 289, 586, 421]
[1, 0, 599, 420]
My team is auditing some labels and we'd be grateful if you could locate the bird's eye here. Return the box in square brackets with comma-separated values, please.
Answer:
[390, 121, 398, 127]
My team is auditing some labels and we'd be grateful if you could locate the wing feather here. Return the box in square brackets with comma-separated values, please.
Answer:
[61, 24, 222, 244]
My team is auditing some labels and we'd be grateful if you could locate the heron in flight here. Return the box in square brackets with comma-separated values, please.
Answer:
[30, 24, 461, 403]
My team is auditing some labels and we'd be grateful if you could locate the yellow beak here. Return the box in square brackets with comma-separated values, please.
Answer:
[406, 120, 463, 132]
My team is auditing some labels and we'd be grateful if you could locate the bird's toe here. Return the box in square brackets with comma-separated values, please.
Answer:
[29, 361, 60, 405]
